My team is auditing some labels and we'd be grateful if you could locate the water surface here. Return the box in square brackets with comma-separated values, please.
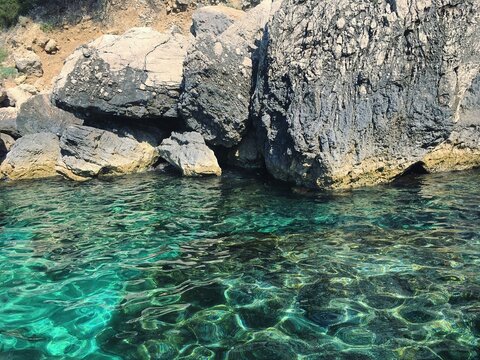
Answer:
[0, 170, 479, 359]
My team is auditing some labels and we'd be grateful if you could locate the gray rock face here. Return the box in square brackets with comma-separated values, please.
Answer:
[0, 133, 15, 160]
[254, 0, 480, 189]
[191, 5, 244, 38]
[52, 27, 189, 120]
[14, 51, 43, 77]
[179, 0, 279, 148]
[227, 130, 263, 169]
[16, 94, 84, 136]
[0, 133, 60, 180]
[57, 125, 160, 181]
[424, 74, 480, 172]
[159, 131, 221, 176]
[0, 107, 19, 138]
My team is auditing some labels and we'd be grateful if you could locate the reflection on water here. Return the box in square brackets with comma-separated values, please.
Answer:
[0, 170, 479, 359]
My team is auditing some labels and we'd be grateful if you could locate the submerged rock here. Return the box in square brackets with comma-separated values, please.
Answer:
[16, 94, 84, 136]
[57, 125, 160, 181]
[158, 131, 221, 176]
[0, 133, 60, 180]
[254, 0, 480, 189]
[52, 27, 189, 120]
[179, 0, 279, 147]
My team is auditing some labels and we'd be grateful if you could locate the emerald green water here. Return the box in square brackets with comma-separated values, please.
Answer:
[0, 170, 479, 359]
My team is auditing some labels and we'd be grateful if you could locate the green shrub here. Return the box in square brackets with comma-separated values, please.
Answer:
[40, 21, 55, 32]
[0, 66, 17, 80]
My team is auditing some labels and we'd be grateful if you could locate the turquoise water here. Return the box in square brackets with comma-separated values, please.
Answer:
[0, 170, 479, 359]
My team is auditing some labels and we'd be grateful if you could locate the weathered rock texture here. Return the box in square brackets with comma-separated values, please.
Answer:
[16, 94, 84, 136]
[52, 27, 189, 120]
[0, 108, 20, 138]
[14, 51, 43, 77]
[5, 86, 34, 108]
[180, 0, 279, 147]
[424, 74, 480, 172]
[227, 131, 263, 169]
[191, 5, 244, 38]
[57, 125, 160, 181]
[0, 133, 60, 180]
[159, 131, 222, 176]
[254, 0, 480, 189]
[0, 133, 15, 160]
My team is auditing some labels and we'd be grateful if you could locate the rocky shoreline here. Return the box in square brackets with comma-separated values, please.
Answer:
[1, 0, 479, 189]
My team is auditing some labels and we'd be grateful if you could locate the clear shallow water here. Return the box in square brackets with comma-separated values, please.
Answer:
[0, 170, 479, 360]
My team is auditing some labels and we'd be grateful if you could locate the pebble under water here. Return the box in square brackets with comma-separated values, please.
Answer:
[0, 170, 479, 359]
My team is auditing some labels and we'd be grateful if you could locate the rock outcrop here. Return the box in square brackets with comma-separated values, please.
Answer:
[254, 0, 480, 189]
[0, 133, 60, 180]
[52, 27, 189, 120]
[57, 125, 160, 181]
[0, 107, 20, 138]
[191, 5, 244, 38]
[179, 0, 279, 147]
[424, 74, 480, 172]
[159, 131, 221, 176]
[14, 51, 43, 77]
[5, 86, 35, 108]
[16, 94, 84, 136]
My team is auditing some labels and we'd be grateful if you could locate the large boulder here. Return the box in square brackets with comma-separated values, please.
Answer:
[0, 107, 19, 138]
[57, 125, 160, 181]
[254, 0, 480, 189]
[179, 0, 279, 148]
[14, 51, 43, 77]
[158, 131, 221, 176]
[52, 27, 190, 120]
[191, 5, 244, 38]
[5, 86, 35, 108]
[0, 133, 60, 180]
[16, 94, 84, 136]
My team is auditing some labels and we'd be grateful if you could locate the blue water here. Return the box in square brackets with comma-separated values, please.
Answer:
[0, 170, 479, 359]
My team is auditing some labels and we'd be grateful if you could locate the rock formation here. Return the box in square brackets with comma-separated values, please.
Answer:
[52, 27, 190, 120]
[57, 125, 160, 181]
[254, 0, 480, 189]
[14, 51, 43, 77]
[0, 107, 20, 138]
[424, 74, 480, 172]
[0, 133, 60, 180]
[158, 131, 222, 176]
[191, 5, 244, 38]
[179, 0, 279, 147]
[16, 94, 84, 136]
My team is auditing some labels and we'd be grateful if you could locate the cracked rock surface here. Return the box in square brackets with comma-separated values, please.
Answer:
[254, 0, 480, 189]
[52, 27, 190, 121]
[179, 0, 280, 148]
[0, 133, 60, 180]
[57, 125, 160, 181]
[159, 131, 221, 176]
